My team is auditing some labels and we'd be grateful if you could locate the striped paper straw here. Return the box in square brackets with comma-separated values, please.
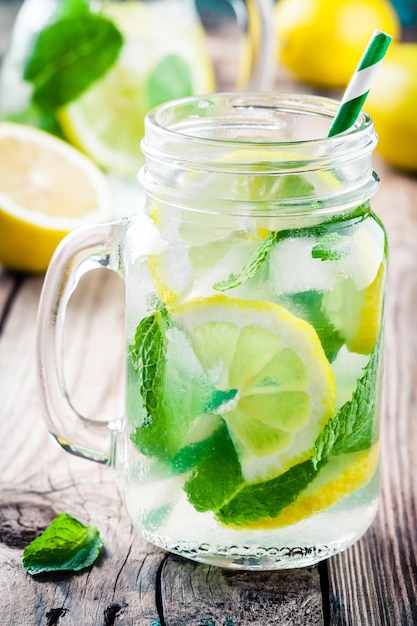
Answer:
[328, 29, 392, 137]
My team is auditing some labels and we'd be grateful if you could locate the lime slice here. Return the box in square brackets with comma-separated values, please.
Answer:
[174, 295, 336, 483]
[58, 1, 215, 176]
[242, 443, 379, 529]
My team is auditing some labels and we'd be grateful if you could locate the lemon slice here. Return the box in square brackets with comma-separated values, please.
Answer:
[0, 122, 112, 272]
[241, 442, 379, 529]
[58, 1, 215, 177]
[174, 295, 336, 482]
[323, 262, 385, 355]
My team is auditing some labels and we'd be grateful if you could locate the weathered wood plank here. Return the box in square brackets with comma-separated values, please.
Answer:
[160, 559, 324, 625]
[0, 475, 165, 626]
[327, 159, 417, 624]
[0, 481, 324, 626]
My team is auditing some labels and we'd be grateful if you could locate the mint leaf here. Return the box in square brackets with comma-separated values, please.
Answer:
[217, 459, 319, 526]
[184, 426, 321, 526]
[129, 311, 167, 421]
[57, 0, 90, 18]
[23, 12, 123, 111]
[213, 203, 371, 293]
[172, 437, 217, 474]
[185, 423, 244, 512]
[281, 290, 344, 362]
[22, 514, 103, 575]
[186, 340, 381, 526]
[312, 232, 351, 261]
[214, 231, 278, 291]
[129, 319, 218, 464]
[147, 54, 193, 109]
[313, 341, 381, 464]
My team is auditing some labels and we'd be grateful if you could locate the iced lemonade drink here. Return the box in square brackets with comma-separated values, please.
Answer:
[121, 94, 386, 569]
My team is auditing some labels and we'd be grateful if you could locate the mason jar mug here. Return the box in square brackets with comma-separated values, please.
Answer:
[37, 93, 387, 570]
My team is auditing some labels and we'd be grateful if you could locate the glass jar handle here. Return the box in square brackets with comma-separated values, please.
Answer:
[234, 0, 275, 90]
[36, 221, 126, 466]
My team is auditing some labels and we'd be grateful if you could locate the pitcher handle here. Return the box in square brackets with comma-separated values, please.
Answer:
[235, 0, 275, 90]
[36, 220, 126, 466]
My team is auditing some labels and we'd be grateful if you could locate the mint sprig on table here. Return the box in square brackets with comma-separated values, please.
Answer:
[23, 0, 123, 112]
[22, 514, 103, 575]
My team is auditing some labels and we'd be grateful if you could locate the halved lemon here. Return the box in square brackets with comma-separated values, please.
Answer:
[0, 122, 112, 272]
[174, 295, 336, 483]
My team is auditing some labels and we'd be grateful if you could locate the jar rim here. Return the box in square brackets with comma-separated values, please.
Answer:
[139, 92, 379, 216]
[142, 92, 377, 167]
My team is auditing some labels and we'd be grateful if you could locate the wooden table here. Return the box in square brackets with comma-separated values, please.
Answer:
[1, 3, 417, 624]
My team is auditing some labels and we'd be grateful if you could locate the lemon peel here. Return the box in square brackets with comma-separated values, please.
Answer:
[173, 295, 336, 482]
[241, 442, 379, 529]
[274, 0, 401, 88]
[0, 122, 112, 272]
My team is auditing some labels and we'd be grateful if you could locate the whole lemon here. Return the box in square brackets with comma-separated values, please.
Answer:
[365, 43, 417, 173]
[274, 0, 401, 88]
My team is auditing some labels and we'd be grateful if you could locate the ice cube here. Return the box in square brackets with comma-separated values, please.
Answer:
[341, 221, 385, 290]
[270, 237, 337, 296]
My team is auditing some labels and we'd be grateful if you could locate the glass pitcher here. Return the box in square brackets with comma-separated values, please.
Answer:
[0, 0, 274, 178]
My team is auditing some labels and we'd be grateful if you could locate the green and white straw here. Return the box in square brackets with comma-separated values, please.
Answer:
[328, 29, 392, 137]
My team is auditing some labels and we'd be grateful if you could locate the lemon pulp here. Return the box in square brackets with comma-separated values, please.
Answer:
[173, 295, 336, 483]
[0, 122, 112, 272]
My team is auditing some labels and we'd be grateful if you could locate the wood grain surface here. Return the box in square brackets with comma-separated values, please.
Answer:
[1, 2, 417, 623]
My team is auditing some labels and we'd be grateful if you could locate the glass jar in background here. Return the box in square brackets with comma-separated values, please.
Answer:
[0, 0, 274, 178]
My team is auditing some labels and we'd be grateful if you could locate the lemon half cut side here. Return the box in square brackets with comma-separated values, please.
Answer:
[0, 122, 112, 272]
